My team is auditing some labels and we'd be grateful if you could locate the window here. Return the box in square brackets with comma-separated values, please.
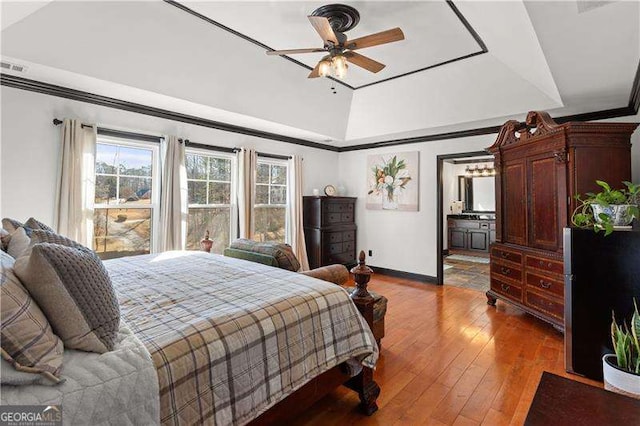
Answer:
[93, 139, 159, 259]
[185, 150, 236, 253]
[254, 159, 288, 242]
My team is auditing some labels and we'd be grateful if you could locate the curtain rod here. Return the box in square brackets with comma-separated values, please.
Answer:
[181, 138, 292, 160]
[53, 118, 164, 143]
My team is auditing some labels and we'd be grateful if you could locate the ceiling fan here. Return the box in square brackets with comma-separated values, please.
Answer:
[266, 4, 405, 79]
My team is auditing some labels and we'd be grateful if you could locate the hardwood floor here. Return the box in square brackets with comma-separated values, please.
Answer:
[293, 274, 600, 425]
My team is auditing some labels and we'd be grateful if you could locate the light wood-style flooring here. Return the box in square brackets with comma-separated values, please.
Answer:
[293, 274, 600, 425]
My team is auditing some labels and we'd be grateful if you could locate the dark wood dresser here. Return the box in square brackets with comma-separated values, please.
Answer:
[486, 111, 637, 329]
[303, 196, 357, 269]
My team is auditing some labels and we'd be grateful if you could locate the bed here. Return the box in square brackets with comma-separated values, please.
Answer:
[1, 251, 379, 425]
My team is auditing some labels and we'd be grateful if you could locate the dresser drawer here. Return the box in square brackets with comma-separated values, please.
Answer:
[343, 230, 355, 242]
[526, 271, 564, 298]
[342, 241, 354, 253]
[526, 254, 563, 276]
[491, 277, 522, 302]
[526, 290, 564, 320]
[328, 242, 343, 254]
[341, 212, 354, 222]
[327, 252, 355, 264]
[491, 246, 522, 264]
[490, 261, 522, 282]
[327, 232, 343, 243]
[324, 202, 353, 213]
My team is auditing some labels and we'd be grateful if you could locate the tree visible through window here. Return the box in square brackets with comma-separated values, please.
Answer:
[94, 141, 158, 259]
[185, 151, 235, 253]
[254, 160, 288, 242]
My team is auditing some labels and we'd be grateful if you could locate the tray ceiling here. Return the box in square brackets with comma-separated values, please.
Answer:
[180, 1, 485, 89]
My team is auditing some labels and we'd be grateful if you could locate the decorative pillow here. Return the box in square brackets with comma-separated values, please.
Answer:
[14, 243, 120, 353]
[6, 227, 30, 259]
[1, 218, 24, 233]
[1, 268, 64, 384]
[21, 229, 89, 259]
[229, 239, 301, 272]
[24, 217, 55, 233]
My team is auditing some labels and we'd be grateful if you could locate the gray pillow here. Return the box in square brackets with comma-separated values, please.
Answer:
[14, 243, 120, 353]
[24, 217, 55, 233]
[22, 229, 89, 259]
[1, 218, 23, 233]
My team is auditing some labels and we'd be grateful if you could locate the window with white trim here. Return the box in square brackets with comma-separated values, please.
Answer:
[185, 150, 237, 253]
[93, 138, 160, 259]
[254, 159, 288, 243]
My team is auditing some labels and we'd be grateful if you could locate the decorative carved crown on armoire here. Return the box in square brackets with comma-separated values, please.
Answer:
[485, 111, 638, 329]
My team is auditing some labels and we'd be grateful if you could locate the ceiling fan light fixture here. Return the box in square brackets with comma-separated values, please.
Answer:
[332, 54, 348, 79]
[318, 59, 332, 77]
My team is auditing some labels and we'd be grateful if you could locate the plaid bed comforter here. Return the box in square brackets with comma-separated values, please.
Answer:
[105, 251, 378, 426]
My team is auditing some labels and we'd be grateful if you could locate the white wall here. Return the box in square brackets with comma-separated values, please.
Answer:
[337, 134, 495, 277]
[0, 87, 339, 226]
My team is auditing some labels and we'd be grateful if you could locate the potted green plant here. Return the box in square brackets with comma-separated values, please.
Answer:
[571, 180, 640, 235]
[603, 300, 640, 399]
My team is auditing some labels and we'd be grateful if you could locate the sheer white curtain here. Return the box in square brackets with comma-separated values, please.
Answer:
[287, 155, 309, 271]
[237, 148, 257, 239]
[158, 136, 187, 251]
[54, 118, 97, 247]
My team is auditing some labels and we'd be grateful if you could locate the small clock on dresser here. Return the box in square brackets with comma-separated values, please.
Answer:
[324, 185, 337, 196]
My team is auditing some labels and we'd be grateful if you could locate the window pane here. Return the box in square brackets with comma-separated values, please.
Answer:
[188, 181, 207, 204]
[256, 184, 269, 204]
[208, 182, 231, 204]
[96, 144, 118, 174]
[186, 207, 230, 254]
[257, 163, 270, 184]
[271, 165, 286, 184]
[119, 177, 152, 203]
[118, 146, 153, 176]
[209, 157, 231, 181]
[254, 207, 285, 243]
[186, 154, 207, 180]
[95, 175, 117, 204]
[270, 186, 286, 205]
[93, 208, 151, 259]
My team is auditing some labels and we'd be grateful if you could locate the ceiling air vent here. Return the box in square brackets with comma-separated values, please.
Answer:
[0, 61, 28, 73]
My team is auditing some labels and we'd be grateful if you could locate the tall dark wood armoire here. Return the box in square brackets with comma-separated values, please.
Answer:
[486, 111, 638, 329]
[303, 196, 357, 269]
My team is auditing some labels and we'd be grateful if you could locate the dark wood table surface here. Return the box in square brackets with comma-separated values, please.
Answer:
[525, 372, 640, 425]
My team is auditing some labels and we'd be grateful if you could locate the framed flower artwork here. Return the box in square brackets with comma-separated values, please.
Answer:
[366, 151, 419, 211]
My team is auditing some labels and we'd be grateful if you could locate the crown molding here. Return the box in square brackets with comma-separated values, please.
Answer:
[2, 62, 639, 154]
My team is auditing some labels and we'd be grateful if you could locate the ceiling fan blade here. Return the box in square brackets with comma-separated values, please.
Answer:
[308, 62, 321, 78]
[266, 48, 326, 56]
[347, 27, 405, 50]
[344, 51, 385, 73]
[308, 16, 339, 46]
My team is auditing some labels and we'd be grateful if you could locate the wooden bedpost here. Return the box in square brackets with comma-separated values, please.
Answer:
[347, 251, 380, 416]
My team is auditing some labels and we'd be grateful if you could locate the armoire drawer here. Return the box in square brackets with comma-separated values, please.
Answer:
[526, 254, 563, 276]
[525, 271, 564, 298]
[525, 290, 564, 320]
[323, 202, 354, 213]
[491, 277, 523, 302]
[490, 261, 522, 282]
[491, 246, 522, 264]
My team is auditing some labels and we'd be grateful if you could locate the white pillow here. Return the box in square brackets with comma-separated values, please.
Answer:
[7, 227, 30, 259]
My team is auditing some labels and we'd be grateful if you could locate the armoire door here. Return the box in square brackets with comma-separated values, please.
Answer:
[502, 161, 527, 245]
[527, 153, 564, 251]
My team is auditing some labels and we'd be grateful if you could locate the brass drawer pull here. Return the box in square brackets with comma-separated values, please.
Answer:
[501, 252, 509, 259]
[539, 280, 551, 289]
[538, 260, 553, 269]
[501, 283, 510, 291]
[501, 267, 511, 275]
